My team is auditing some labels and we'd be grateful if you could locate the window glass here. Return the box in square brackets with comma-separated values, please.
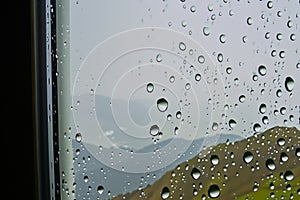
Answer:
[53, 0, 299, 199]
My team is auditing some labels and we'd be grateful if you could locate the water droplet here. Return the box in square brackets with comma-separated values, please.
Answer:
[191, 168, 201, 180]
[157, 98, 168, 112]
[167, 114, 172, 121]
[267, 1, 273, 9]
[259, 103, 267, 114]
[290, 33, 296, 41]
[284, 170, 294, 181]
[247, 17, 253, 25]
[179, 42, 186, 51]
[217, 53, 223, 62]
[97, 186, 104, 195]
[207, 4, 214, 11]
[279, 50, 285, 58]
[210, 155, 219, 165]
[277, 138, 285, 146]
[156, 54, 163, 62]
[150, 125, 160, 136]
[219, 34, 226, 44]
[243, 151, 253, 164]
[146, 83, 154, 93]
[252, 74, 258, 81]
[229, 119, 237, 128]
[203, 27, 210, 36]
[198, 55, 205, 64]
[262, 116, 269, 124]
[239, 95, 246, 103]
[181, 20, 187, 27]
[253, 123, 261, 132]
[276, 89, 282, 97]
[226, 67, 232, 74]
[265, 32, 271, 39]
[176, 111, 182, 119]
[83, 175, 89, 182]
[161, 187, 170, 199]
[258, 65, 267, 76]
[190, 5, 196, 12]
[174, 127, 179, 135]
[169, 75, 175, 83]
[280, 107, 286, 115]
[284, 76, 294, 92]
[208, 184, 220, 198]
[295, 148, 300, 157]
[266, 159, 276, 171]
[287, 20, 293, 28]
[185, 83, 191, 90]
[75, 133, 82, 142]
[193, 189, 198, 196]
[276, 33, 283, 41]
[212, 122, 218, 131]
[280, 152, 289, 162]
[195, 73, 201, 81]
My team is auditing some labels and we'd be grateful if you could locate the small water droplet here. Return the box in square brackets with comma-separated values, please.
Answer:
[226, 67, 232, 74]
[219, 34, 226, 44]
[277, 138, 285, 146]
[210, 155, 219, 165]
[212, 122, 218, 131]
[239, 95, 246, 103]
[258, 65, 267, 76]
[279, 50, 285, 58]
[190, 5, 196, 12]
[203, 27, 210, 36]
[181, 20, 187, 27]
[167, 114, 172, 121]
[253, 123, 261, 132]
[276, 33, 283, 41]
[161, 187, 170, 199]
[75, 133, 82, 142]
[290, 33, 296, 41]
[284, 76, 294, 92]
[262, 116, 269, 124]
[150, 125, 160, 136]
[169, 75, 175, 83]
[284, 170, 294, 181]
[208, 184, 220, 198]
[217, 53, 223, 62]
[146, 83, 154, 93]
[198, 55, 205, 64]
[295, 148, 300, 157]
[265, 32, 271, 39]
[247, 17, 253, 25]
[266, 159, 276, 171]
[185, 83, 191, 90]
[287, 20, 293, 28]
[179, 42, 186, 51]
[174, 127, 179, 135]
[242, 36, 248, 43]
[83, 175, 89, 182]
[280, 152, 289, 162]
[276, 89, 282, 97]
[259, 103, 267, 114]
[243, 151, 253, 164]
[157, 98, 168, 112]
[191, 168, 201, 180]
[195, 73, 201, 81]
[176, 111, 182, 119]
[267, 1, 273, 9]
[156, 54, 163, 62]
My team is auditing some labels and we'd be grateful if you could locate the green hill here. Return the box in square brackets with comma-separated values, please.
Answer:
[113, 126, 300, 199]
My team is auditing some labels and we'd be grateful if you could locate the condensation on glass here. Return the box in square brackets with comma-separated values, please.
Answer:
[50, 0, 300, 199]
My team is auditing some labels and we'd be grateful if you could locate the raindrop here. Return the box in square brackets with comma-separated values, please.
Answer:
[193, 189, 198, 196]
[277, 138, 285, 146]
[287, 20, 293, 28]
[276, 33, 283, 41]
[295, 148, 300, 157]
[212, 122, 218, 131]
[217, 53, 223, 62]
[169, 75, 175, 83]
[229, 119, 237, 128]
[191, 168, 201, 180]
[179, 42, 186, 51]
[156, 54, 163, 62]
[210, 155, 219, 165]
[146, 83, 154, 93]
[97, 186, 104, 195]
[176, 111, 182, 119]
[271, 50, 276, 57]
[253, 123, 261, 132]
[150, 125, 160, 136]
[207, 4, 213, 11]
[226, 67, 232, 74]
[239, 95, 246, 103]
[219, 34, 226, 44]
[190, 5, 196, 12]
[203, 27, 210, 36]
[276, 89, 282, 97]
[262, 116, 269, 124]
[247, 17, 253, 25]
[284, 76, 294, 92]
[280, 107, 286, 115]
[279, 51, 285, 58]
[284, 170, 294, 181]
[280, 152, 289, 162]
[157, 98, 168, 112]
[258, 65, 267, 76]
[242, 36, 248, 43]
[266, 159, 276, 171]
[208, 184, 220, 198]
[198, 55, 205, 64]
[83, 175, 89, 182]
[243, 151, 253, 164]
[75, 133, 82, 143]
[252, 74, 258, 81]
[259, 103, 267, 114]
[267, 1, 273, 9]
[167, 114, 172, 121]
[185, 83, 191, 90]
[290, 33, 296, 41]
[265, 32, 271, 39]
[195, 73, 201, 81]
[181, 20, 187, 28]
[161, 187, 170, 199]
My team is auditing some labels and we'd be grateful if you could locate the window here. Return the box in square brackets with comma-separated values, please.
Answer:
[33, 0, 299, 199]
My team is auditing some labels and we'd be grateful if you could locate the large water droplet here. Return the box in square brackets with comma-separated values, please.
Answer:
[146, 83, 154, 93]
[258, 65, 267, 76]
[210, 155, 219, 165]
[157, 98, 168, 112]
[243, 151, 253, 164]
[161, 187, 170, 199]
[208, 184, 220, 198]
[191, 168, 201, 180]
[229, 119, 237, 128]
[280, 152, 289, 162]
[97, 185, 104, 195]
[253, 123, 261, 132]
[266, 159, 276, 171]
[150, 125, 160, 136]
[277, 138, 285, 146]
[259, 103, 267, 114]
[284, 170, 294, 181]
[284, 76, 294, 92]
